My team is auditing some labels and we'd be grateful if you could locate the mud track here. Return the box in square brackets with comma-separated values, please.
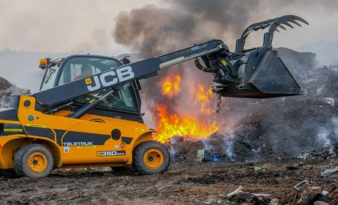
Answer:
[0, 159, 337, 205]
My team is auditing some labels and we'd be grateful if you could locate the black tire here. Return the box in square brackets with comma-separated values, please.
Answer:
[14, 144, 54, 178]
[133, 141, 170, 175]
[0, 169, 18, 178]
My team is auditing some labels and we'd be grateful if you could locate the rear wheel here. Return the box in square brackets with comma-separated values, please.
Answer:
[133, 141, 170, 175]
[14, 144, 54, 178]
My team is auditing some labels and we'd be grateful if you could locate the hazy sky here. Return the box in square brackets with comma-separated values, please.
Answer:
[0, 0, 160, 54]
[0, 0, 337, 55]
[0, 0, 337, 92]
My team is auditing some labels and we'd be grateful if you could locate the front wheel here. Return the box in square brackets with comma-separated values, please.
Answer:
[14, 144, 54, 178]
[133, 141, 170, 175]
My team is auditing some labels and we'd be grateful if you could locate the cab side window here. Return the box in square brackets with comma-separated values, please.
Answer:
[58, 57, 121, 85]
[101, 83, 138, 112]
[58, 57, 138, 112]
[76, 83, 138, 112]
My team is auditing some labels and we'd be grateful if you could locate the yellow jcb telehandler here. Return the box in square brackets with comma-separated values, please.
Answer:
[0, 15, 307, 178]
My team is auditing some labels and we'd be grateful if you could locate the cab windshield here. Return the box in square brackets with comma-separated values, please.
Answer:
[75, 83, 138, 112]
[40, 56, 122, 91]
[40, 56, 139, 112]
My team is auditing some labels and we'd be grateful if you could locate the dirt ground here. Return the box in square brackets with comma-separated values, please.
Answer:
[0, 158, 337, 205]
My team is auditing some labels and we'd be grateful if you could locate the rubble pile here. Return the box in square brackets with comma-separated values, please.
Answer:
[229, 51, 338, 161]
[0, 76, 29, 107]
[230, 97, 338, 161]
[168, 135, 227, 164]
[298, 142, 338, 160]
[168, 48, 338, 163]
[0, 76, 12, 107]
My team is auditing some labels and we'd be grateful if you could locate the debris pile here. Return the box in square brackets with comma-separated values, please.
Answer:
[230, 97, 338, 161]
[226, 185, 272, 204]
[166, 48, 338, 165]
[167, 98, 338, 163]
[0, 76, 29, 107]
[297, 143, 338, 160]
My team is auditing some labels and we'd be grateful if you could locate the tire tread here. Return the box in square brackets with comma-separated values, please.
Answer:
[14, 144, 54, 178]
[132, 141, 170, 175]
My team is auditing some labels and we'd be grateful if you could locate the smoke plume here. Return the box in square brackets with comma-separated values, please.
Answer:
[113, 1, 260, 57]
[112, 1, 265, 137]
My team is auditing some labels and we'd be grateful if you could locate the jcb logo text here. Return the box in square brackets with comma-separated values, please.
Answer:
[86, 66, 135, 91]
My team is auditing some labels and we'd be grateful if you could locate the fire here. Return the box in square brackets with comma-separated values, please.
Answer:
[194, 85, 214, 114]
[153, 77, 219, 143]
[162, 76, 181, 98]
[154, 105, 219, 143]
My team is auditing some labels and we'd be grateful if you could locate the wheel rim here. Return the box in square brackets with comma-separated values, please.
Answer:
[27, 152, 48, 174]
[143, 149, 164, 170]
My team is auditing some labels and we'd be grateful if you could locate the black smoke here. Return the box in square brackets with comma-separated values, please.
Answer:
[112, 1, 267, 133]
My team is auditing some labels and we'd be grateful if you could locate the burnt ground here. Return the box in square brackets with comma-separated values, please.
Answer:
[0, 159, 337, 205]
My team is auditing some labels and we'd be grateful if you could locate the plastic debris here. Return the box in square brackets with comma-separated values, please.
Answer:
[197, 149, 211, 163]
[227, 186, 243, 197]
[322, 190, 329, 196]
[321, 166, 338, 178]
[293, 179, 308, 191]
[254, 166, 262, 171]
[211, 153, 223, 163]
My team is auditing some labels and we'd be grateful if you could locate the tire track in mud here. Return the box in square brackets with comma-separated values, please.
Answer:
[0, 159, 337, 204]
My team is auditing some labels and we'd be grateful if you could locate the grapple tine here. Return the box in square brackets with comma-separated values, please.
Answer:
[275, 28, 280, 32]
[290, 20, 302, 27]
[282, 22, 294, 29]
[264, 15, 309, 47]
[293, 16, 309, 25]
[278, 24, 287, 30]
[240, 18, 277, 38]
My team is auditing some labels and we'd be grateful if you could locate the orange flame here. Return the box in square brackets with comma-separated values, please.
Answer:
[154, 74, 219, 143]
[154, 105, 219, 143]
[194, 85, 214, 114]
[162, 76, 181, 98]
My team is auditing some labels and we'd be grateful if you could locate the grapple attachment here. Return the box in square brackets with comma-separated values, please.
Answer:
[235, 15, 309, 52]
[205, 15, 309, 98]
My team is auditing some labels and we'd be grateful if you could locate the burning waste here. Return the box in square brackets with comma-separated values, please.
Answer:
[121, 48, 338, 164]
[112, 2, 338, 164]
[111, 1, 265, 146]
[154, 75, 219, 143]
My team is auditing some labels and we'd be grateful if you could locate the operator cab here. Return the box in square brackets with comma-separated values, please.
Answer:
[39, 55, 143, 122]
